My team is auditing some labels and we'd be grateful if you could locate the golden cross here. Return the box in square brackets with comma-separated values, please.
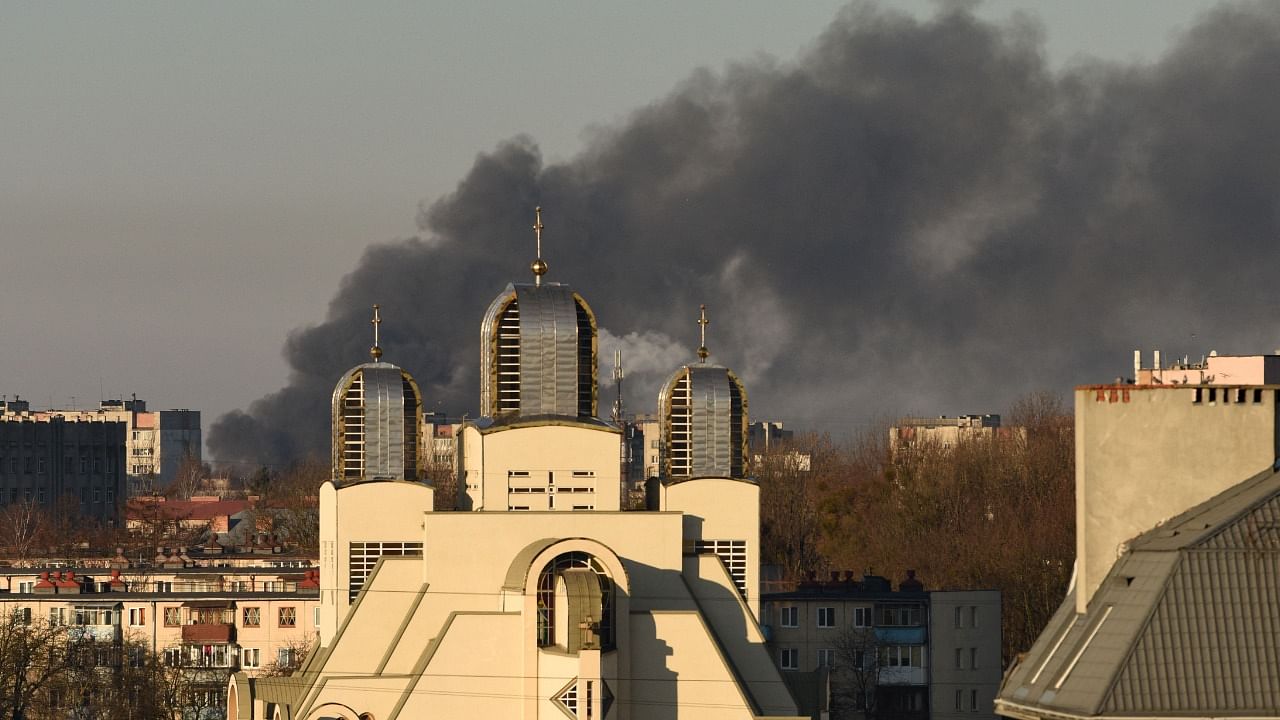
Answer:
[370, 304, 383, 361]
[697, 304, 709, 362]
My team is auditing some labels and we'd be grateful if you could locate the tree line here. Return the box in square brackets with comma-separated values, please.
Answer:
[757, 392, 1075, 664]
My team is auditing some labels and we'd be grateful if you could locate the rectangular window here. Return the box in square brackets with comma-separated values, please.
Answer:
[955, 647, 964, 669]
[314, 606, 321, 628]
[163, 607, 180, 627]
[970, 647, 979, 669]
[129, 608, 146, 626]
[971, 689, 979, 711]
[106, 487, 114, 502]
[956, 690, 963, 711]
[817, 607, 836, 628]
[879, 604, 922, 626]
[878, 645, 925, 668]
[49, 607, 66, 625]
[693, 539, 747, 598]
[969, 605, 978, 628]
[852, 607, 870, 627]
[780, 606, 798, 628]
[348, 541, 424, 602]
[241, 648, 260, 669]
[17, 581, 33, 594]
[242, 607, 260, 627]
[780, 647, 799, 671]
[19, 607, 31, 624]
[93, 488, 101, 503]
[154, 581, 172, 593]
[817, 648, 836, 667]
[278, 606, 296, 628]
[955, 606, 963, 628]
[277, 647, 295, 667]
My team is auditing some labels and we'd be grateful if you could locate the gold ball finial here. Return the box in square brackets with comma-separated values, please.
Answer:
[531, 258, 548, 277]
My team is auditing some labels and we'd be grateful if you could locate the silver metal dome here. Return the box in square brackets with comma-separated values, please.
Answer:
[331, 362, 423, 483]
[480, 282, 598, 418]
[658, 364, 748, 479]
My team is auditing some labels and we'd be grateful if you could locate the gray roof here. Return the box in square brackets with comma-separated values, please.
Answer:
[998, 467, 1280, 718]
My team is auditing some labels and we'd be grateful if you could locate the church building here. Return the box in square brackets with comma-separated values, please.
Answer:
[226, 209, 802, 720]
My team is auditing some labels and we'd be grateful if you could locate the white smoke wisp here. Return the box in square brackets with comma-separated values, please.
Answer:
[598, 328, 692, 416]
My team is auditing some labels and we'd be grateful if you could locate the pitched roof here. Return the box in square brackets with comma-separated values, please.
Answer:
[997, 467, 1280, 718]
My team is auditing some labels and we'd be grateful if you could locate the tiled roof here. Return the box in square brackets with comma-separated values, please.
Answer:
[997, 467, 1280, 719]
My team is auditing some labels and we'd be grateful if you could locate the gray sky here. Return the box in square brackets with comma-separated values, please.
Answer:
[0, 1, 1228, 449]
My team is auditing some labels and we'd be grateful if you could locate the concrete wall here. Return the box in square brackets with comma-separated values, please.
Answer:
[1074, 385, 1280, 610]
[459, 423, 621, 512]
[928, 590, 1002, 720]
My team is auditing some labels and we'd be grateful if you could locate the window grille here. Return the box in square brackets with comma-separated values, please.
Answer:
[695, 539, 747, 598]
[348, 541, 424, 601]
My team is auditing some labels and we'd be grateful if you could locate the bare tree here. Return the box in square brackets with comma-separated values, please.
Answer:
[830, 625, 884, 720]
[166, 452, 208, 501]
[0, 500, 46, 563]
[256, 633, 316, 678]
[0, 607, 96, 720]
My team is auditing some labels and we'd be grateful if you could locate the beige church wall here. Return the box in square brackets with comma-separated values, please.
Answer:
[399, 612, 524, 718]
[421, 512, 688, 613]
[319, 480, 433, 641]
[661, 478, 761, 617]
[536, 651, 583, 719]
[1074, 385, 1279, 611]
[460, 423, 622, 511]
[315, 556, 426, 678]
[629, 611, 764, 720]
[681, 554, 796, 716]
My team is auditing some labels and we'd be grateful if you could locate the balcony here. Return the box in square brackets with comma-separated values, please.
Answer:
[182, 623, 234, 643]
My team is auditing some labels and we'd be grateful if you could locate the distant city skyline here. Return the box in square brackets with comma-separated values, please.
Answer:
[0, 1, 1247, 463]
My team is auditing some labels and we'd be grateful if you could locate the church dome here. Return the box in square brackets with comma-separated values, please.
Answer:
[658, 306, 748, 480]
[479, 208, 598, 419]
[331, 306, 424, 483]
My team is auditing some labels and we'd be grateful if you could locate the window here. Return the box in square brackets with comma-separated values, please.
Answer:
[969, 605, 978, 628]
[956, 690, 964, 711]
[970, 647, 979, 669]
[879, 604, 922, 626]
[93, 488, 101, 503]
[314, 606, 321, 628]
[154, 581, 172, 593]
[971, 689, 979, 711]
[817, 607, 836, 628]
[955, 647, 964, 669]
[37, 488, 45, 504]
[817, 648, 836, 667]
[955, 606, 963, 628]
[128, 608, 146, 626]
[18, 607, 31, 624]
[106, 487, 114, 502]
[277, 647, 296, 667]
[780, 648, 799, 670]
[242, 607, 260, 627]
[17, 581, 33, 594]
[163, 607, 180, 627]
[348, 541, 424, 601]
[780, 606, 798, 628]
[241, 648, 260, 668]
[278, 606, 296, 628]
[74, 607, 114, 626]
[878, 645, 924, 667]
[852, 607, 871, 627]
[49, 607, 66, 625]
[694, 539, 747, 598]
[164, 647, 183, 666]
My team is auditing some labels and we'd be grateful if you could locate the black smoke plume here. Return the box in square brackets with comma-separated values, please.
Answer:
[211, 2, 1280, 467]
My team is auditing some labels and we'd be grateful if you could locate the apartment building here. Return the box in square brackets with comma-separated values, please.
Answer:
[0, 402, 126, 524]
[765, 573, 1001, 720]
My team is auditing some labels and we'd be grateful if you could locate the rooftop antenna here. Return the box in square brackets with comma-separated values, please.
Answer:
[697, 304, 710, 363]
[530, 206, 548, 287]
[370, 304, 383, 362]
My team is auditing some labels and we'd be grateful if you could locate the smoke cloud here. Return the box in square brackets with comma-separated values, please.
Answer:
[210, 2, 1280, 467]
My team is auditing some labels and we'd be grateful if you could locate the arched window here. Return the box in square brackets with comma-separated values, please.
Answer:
[536, 552, 614, 651]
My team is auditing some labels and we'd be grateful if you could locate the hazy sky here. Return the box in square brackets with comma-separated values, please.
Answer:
[0, 1, 1231, 453]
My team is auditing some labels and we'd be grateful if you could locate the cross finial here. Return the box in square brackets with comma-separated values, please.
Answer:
[697, 304, 710, 362]
[530, 206, 548, 286]
[370, 304, 383, 362]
